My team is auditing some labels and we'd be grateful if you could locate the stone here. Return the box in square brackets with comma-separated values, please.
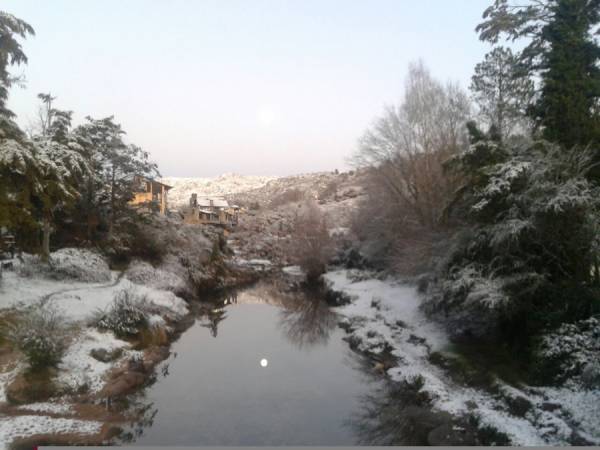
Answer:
[90, 348, 123, 363]
[581, 361, 600, 389]
[505, 394, 532, 418]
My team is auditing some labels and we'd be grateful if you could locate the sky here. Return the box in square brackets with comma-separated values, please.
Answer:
[3, 0, 492, 177]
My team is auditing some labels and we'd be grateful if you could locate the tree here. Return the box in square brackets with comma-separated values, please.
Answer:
[352, 62, 471, 270]
[289, 200, 333, 283]
[470, 47, 534, 139]
[0, 11, 34, 120]
[74, 117, 159, 237]
[355, 62, 470, 230]
[0, 11, 36, 245]
[476, 0, 600, 149]
[31, 104, 90, 260]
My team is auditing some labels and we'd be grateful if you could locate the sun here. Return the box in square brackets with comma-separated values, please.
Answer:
[257, 106, 278, 128]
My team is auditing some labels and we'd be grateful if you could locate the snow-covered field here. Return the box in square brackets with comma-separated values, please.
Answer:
[324, 269, 600, 446]
[161, 173, 277, 206]
[0, 249, 190, 448]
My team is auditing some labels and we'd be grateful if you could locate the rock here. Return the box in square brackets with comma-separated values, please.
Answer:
[581, 361, 600, 389]
[505, 394, 532, 417]
[427, 423, 478, 446]
[90, 348, 123, 363]
[407, 334, 427, 346]
[541, 401, 561, 412]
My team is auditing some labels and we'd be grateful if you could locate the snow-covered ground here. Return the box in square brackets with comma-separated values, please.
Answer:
[161, 174, 277, 206]
[324, 269, 600, 446]
[0, 249, 190, 448]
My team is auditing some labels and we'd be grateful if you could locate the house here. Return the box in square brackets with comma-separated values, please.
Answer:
[183, 193, 239, 226]
[130, 176, 173, 215]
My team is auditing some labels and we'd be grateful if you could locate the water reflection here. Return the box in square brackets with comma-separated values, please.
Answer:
[118, 281, 386, 445]
[201, 280, 338, 349]
[345, 352, 448, 446]
[277, 293, 338, 349]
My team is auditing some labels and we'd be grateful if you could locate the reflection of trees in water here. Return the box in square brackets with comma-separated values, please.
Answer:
[210, 279, 340, 349]
[347, 363, 443, 446]
[278, 294, 338, 349]
[116, 398, 159, 444]
[200, 308, 227, 337]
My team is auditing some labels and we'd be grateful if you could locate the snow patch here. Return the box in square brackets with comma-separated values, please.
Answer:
[57, 329, 130, 393]
[0, 416, 102, 449]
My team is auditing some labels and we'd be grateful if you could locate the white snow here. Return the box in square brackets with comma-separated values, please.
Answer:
[18, 401, 73, 414]
[282, 265, 304, 276]
[0, 415, 102, 449]
[0, 272, 188, 322]
[56, 329, 131, 394]
[161, 174, 278, 206]
[324, 269, 600, 446]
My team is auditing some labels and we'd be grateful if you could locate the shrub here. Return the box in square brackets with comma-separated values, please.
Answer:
[289, 200, 334, 283]
[18, 248, 111, 282]
[270, 188, 305, 208]
[9, 306, 68, 369]
[94, 289, 150, 338]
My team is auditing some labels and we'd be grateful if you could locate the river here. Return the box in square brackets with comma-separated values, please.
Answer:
[119, 280, 382, 445]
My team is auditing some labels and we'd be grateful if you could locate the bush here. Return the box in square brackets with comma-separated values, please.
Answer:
[270, 188, 304, 208]
[19, 248, 111, 282]
[534, 316, 600, 385]
[94, 289, 150, 338]
[289, 200, 334, 283]
[9, 306, 68, 369]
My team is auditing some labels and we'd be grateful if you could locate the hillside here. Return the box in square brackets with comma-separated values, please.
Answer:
[161, 174, 278, 206]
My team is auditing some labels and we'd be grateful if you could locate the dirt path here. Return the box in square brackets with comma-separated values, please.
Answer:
[39, 272, 125, 307]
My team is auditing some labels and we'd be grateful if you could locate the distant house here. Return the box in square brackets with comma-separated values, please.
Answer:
[130, 175, 173, 215]
[183, 193, 239, 226]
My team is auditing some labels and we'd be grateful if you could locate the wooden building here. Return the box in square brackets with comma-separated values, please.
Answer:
[130, 176, 173, 215]
[183, 194, 239, 226]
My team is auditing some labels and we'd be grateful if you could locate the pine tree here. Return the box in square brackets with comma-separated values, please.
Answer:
[0, 11, 36, 244]
[74, 117, 159, 237]
[470, 47, 534, 140]
[537, 0, 600, 148]
[477, 0, 600, 148]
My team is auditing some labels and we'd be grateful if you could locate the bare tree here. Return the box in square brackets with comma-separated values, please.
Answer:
[352, 61, 471, 273]
[289, 200, 334, 282]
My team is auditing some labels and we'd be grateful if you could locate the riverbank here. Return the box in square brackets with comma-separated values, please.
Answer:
[0, 245, 258, 449]
[323, 269, 600, 445]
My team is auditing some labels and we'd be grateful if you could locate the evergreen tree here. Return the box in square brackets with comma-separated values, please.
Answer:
[477, 0, 600, 148]
[0, 11, 36, 245]
[470, 47, 534, 139]
[30, 100, 90, 260]
[0, 11, 34, 120]
[74, 117, 159, 237]
[538, 0, 600, 147]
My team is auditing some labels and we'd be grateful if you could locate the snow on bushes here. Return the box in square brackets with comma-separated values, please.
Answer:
[536, 317, 600, 386]
[93, 289, 152, 338]
[19, 248, 110, 282]
[9, 306, 68, 369]
[125, 260, 188, 295]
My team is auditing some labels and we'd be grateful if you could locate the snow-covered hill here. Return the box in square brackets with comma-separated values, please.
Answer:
[161, 173, 278, 206]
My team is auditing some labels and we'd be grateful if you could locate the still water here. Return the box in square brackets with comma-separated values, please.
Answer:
[122, 281, 381, 446]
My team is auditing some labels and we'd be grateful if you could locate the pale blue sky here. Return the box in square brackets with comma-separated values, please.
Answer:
[3, 0, 492, 176]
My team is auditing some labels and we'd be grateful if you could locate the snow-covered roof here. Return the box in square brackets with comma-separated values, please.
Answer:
[196, 198, 229, 208]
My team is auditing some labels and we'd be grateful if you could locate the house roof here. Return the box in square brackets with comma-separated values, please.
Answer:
[196, 198, 229, 208]
[135, 175, 173, 190]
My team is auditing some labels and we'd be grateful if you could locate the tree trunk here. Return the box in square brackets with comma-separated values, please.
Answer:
[41, 218, 52, 262]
